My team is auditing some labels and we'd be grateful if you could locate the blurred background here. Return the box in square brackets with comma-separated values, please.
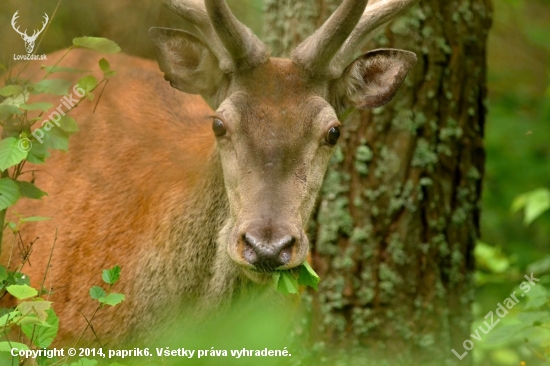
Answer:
[1, 0, 549, 364]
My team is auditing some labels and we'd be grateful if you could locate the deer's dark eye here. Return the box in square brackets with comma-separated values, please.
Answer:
[212, 118, 226, 137]
[326, 126, 340, 145]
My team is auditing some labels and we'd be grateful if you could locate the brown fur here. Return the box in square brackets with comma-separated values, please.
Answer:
[3, 49, 231, 344]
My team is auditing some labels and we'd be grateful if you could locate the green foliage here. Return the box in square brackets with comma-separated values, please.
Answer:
[7, 284, 38, 300]
[475, 241, 510, 274]
[511, 188, 550, 225]
[16, 181, 47, 199]
[77, 75, 98, 101]
[73, 37, 121, 54]
[98, 293, 125, 306]
[102, 265, 121, 285]
[0, 85, 23, 97]
[0, 137, 27, 171]
[32, 79, 72, 95]
[89, 286, 106, 300]
[0, 178, 21, 210]
[273, 262, 321, 294]
[0, 23, 122, 366]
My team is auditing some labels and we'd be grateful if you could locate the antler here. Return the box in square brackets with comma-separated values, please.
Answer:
[292, 0, 369, 77]
[11, 11, 28, 38]
[293, 0, 419, 79]
[30, 13, 49, 39]
[162, 0, 268, 72]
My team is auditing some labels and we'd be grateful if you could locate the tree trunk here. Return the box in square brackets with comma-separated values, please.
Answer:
[264, 0, 492, 364]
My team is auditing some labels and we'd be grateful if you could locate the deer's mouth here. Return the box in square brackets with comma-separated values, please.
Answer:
[240, 267, 274, 284]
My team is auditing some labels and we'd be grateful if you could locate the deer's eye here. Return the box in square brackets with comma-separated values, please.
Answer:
[212, 118, 227, 137]
[326, 126, 340, 145]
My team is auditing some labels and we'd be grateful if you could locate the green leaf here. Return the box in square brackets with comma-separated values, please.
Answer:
[0, 266, 7, 282]
[98, 293, 125, 306]
[517, 311, 550, 325]
[27, 141, 50, 164]
[17, 314, 45, 327]
[21, 308, 59, 348]
[73, 37, 121, 54]
[483, 323, 528, 345]
[102, 265, 121, 284]
[20, 216, 51, 223]
[43, 126, 70, 151]
[99, 58, 116, 78]
[297, 261, 321, 291]
[89, 286, 106, 300]
[474, 241, 510, 273]
[77, 75, 98, 101]
[58, 116, 79, 133]
[32, 79, 71, 96]
[0, 85, 23, 97]
[77, 75, 98, 92]
[7, 284, 38, 300]
[19, 102, 54, 112]
[0, 104, 23, 120]
[524, 285, 548, 309]
[527, 255, 550, 276]
[1, 91, 27, 107]
[41, 65, 89, 74]
[0, 310, 21, 327]
[15, 181, 47, 200]
[275, 271, 299, 295]
[7, 271, 30, 286]
[0, 341, 29, 352]
[0, 178, 21, 210]
[0, 137, 28, 171]
[512, 188, 550, 225]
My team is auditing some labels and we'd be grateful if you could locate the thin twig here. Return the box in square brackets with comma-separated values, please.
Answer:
[76, 309, 103, 348]
[93, 79, 109, 113]
[40, 228, 57, 296]
[73, 304, 101, 349]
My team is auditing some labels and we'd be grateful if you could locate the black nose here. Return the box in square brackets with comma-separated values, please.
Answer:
[242, 232, 295, 271]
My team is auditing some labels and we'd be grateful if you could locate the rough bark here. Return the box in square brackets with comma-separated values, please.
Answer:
[264, 0, 492, 364]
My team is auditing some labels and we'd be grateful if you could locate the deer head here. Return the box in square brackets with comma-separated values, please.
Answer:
[11, 11, 49, 54]
[149, 0, 417, 276]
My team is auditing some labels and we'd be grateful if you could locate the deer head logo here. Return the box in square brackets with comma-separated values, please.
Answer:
[11, 11, 49, 54]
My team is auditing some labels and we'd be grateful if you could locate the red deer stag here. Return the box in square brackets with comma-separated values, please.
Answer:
[8, 0, 418, 344]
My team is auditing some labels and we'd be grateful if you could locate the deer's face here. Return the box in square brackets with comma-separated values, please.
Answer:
[150, 0, 417, 275]
[213, 59, 337, 271]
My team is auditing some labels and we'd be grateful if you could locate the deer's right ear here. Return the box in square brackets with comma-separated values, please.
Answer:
[149, 27, 224, 97]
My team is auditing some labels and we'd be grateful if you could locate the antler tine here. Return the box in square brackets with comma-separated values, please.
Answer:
[292, 0, 369, 78]
[163, 0, 268, 72]
[329, 0, 420, 76]
[162, 0, 233, 71]
[40, 13, 49, 32]
[204, 0, 268, 68]
[11, 11, 28, 37]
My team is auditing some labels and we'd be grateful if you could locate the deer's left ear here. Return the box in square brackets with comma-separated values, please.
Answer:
[336, 49, 416, 109]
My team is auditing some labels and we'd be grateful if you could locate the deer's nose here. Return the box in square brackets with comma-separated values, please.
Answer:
[242, 231, 295, 271]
